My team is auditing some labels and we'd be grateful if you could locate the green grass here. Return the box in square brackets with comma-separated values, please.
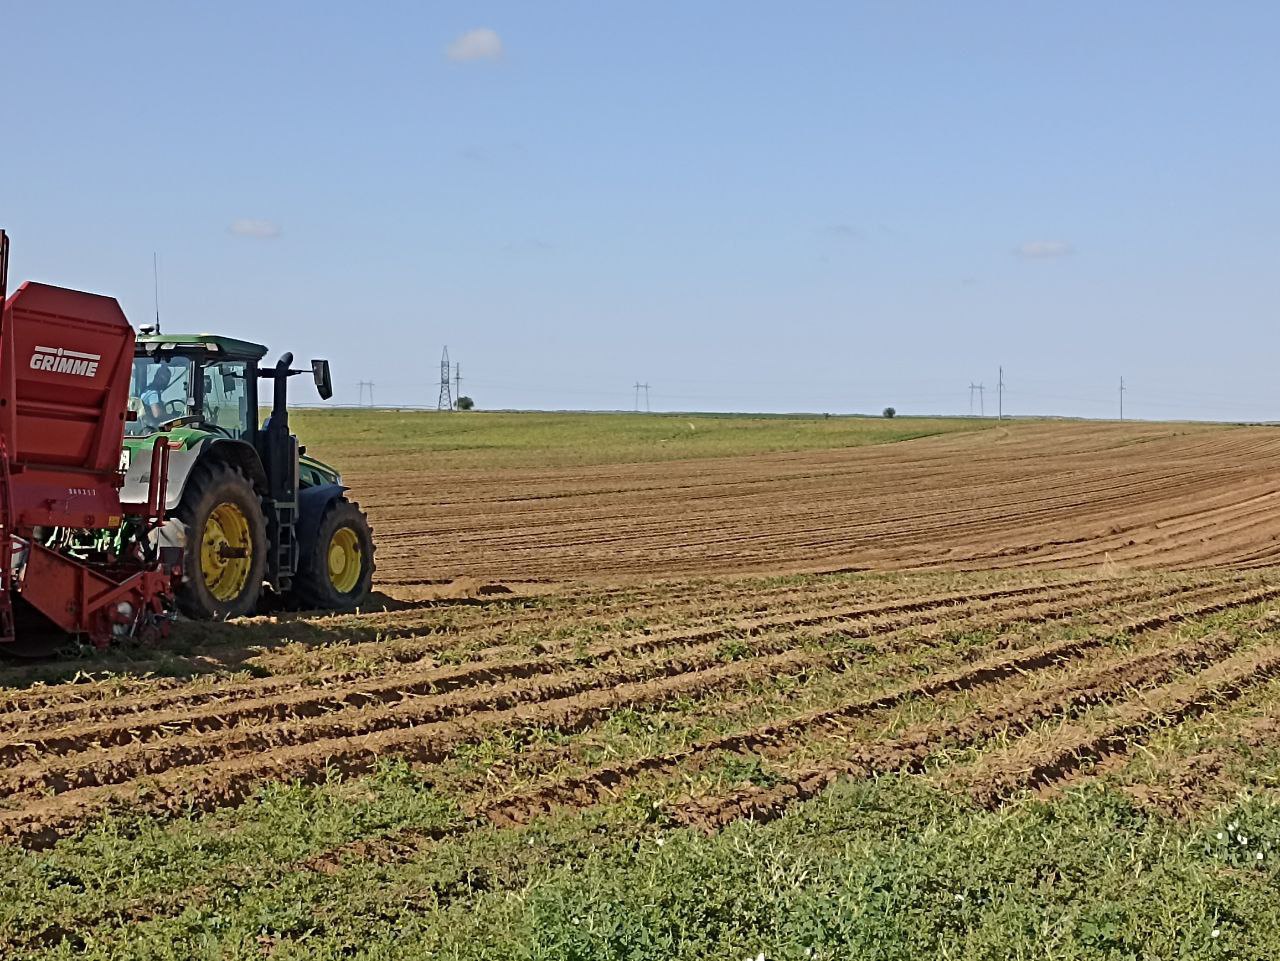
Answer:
[7, 775, 1280, 959]
[288, 409, 994, 471]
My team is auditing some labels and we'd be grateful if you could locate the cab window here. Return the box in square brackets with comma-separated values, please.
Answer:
[128, 356, 193, 436]
[202, 362, 252, 439]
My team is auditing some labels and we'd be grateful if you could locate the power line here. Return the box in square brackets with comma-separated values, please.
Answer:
[633, 381, 651, 412]
[437, 346, 453, 411]
[997, 366, 1005, 420]
[968, 382, 985, 417]
[454, 362, 461, 405]
[357, 380, 375, 406]
[1119, 375, 1126, 421]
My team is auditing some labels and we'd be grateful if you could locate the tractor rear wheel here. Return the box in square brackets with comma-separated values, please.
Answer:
[174, 461, 267, 619]
[291, 498, 375, 611]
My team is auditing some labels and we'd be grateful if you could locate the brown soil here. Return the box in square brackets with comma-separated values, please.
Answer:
[354, 423, 1280, 584]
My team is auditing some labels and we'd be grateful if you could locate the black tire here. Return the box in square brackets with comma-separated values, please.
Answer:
[291, 498, 376, 611]
[173, 460, 268, 620]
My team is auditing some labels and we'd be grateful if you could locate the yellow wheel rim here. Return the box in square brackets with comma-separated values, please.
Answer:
[200, 502, 254, 602]
[328, 527, 362, 594]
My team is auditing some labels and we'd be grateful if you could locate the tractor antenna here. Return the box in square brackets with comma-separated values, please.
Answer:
[152, 252, 162, 334]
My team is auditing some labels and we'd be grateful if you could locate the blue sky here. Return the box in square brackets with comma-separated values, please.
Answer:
[4, 2, 1278, 418]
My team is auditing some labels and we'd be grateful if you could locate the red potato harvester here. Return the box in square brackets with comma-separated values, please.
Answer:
[0, 229, 178, 653]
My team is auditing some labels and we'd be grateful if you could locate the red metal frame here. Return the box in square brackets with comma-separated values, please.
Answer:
[0, 234, 12, 644]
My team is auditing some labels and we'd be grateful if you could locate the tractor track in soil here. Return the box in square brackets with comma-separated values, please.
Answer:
[0, 580, 1266, 848]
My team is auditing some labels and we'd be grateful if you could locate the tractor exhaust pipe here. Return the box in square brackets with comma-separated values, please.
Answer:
[270, 351, 293, 436]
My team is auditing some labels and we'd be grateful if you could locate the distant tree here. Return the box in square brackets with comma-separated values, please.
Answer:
[882, 407, 896, 418]
[456, 396, 475, 411]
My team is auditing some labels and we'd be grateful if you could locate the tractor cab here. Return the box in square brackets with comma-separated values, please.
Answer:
[128, 333, 337, 486]
[128, 335, 263, 441]
[128, 334, 330, 441]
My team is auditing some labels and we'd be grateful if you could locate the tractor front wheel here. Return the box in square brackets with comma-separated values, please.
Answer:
[174, 461, 268, 619]
[291, 498, 375, 611]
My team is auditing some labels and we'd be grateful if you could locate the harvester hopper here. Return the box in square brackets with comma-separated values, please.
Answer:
[0, 230, 178, 652]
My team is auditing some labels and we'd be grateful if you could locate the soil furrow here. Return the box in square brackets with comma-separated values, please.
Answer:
[961, 651, 1280, 807]
[671, 644, 1280, 831]
[0, 581, 1269, 847]
[0, 576, 1105, 732]
[0, 576, 1139, 750]
[299, 619, 1248, 875]
[479, 627, 1244, 830]
[0, 579, 1249, 793]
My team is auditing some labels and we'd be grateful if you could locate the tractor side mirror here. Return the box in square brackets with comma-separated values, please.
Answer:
[312, 359, 333, 400]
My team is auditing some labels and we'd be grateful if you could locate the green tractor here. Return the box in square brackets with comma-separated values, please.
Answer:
[120, 332, 375, 619]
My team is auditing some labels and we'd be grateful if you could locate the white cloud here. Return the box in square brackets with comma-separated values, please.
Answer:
[1015, 240, 1073, 259]
[447, 28, 503, 62]
[822, 223, 860, 240]
[229, 219, 281, 239]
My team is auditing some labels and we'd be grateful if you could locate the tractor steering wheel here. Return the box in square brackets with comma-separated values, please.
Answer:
[142, 399, 188, 432]
[155, 413, 236, 439]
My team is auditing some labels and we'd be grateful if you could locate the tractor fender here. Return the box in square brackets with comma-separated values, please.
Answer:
[295, 483, 348, 562]
[121, 438, 268, 512]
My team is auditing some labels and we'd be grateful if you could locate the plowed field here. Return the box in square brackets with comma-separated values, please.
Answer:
[334, 417, 1280, 584]
[5, 414, 1280, 959]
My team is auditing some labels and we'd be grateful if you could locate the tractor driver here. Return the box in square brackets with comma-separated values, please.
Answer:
[138, 365, 173, 428]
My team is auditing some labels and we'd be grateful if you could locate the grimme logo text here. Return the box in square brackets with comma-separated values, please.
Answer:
[30, 346, 100, 377]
